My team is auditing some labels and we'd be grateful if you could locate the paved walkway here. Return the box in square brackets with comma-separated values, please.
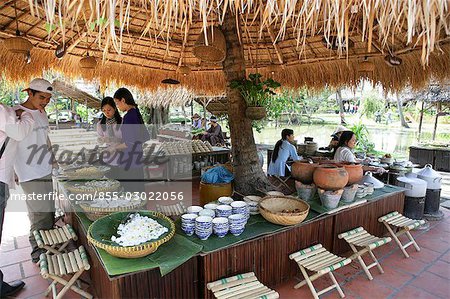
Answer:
[1, 201, 449, 298]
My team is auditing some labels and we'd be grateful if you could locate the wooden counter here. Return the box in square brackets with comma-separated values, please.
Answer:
[58, 182, 404, 298]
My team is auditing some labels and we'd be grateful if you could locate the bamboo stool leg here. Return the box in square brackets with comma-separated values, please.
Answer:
[299, 266, 319, 299]
[55, 270, 83, 299]
[405, 231, 421, 252]
[44, 281, 56, 297]
[368, 250, 384, 274]
[49, 273, 93, 299]
[328, 272, 345, 298]
[349, 244, 373, 280]
[384, 223, 409, 258]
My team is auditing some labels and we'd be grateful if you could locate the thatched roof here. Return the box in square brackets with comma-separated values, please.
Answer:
[0, 1, 449, 94]
[399, 83, 450, 103]
[53, 80, 100, 109]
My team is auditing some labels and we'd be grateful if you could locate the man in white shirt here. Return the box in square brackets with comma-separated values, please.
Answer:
[13, 78, 56, 263]
[0, 103, 35, 297]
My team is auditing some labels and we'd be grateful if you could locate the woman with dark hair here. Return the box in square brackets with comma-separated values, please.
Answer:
[97, 97, 122, 167]
[333, 131, 357, 163]
[97, 97, 122, 143]
[268, 129, 300, 177]
[112, 87, 149, 192]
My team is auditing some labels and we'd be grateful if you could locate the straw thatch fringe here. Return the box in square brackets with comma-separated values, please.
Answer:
[26, 0, 449, 66]
[264, 44, 450, 92]
[1, 43, 449, 95]
[0, 44, 226, 95]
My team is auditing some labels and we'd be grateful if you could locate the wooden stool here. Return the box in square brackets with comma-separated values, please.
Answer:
[33, 224, 78, 255]
[289, 244, 351, 299]
[207, 272, 279, 299]
[338, 227, 391, 280]
[378, 211, 425, 258]
[39, 245, 93, 299]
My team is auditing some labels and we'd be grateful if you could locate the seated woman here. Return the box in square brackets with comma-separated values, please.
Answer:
[192, 113, 202, 129]
[268, 129, 301, 177]
[333, 131, 357, 163]
[201, 116, 224, 146]
[334, 131, 386, 173]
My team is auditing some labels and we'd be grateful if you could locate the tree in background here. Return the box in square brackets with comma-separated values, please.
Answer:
[360, 91, 385, 119]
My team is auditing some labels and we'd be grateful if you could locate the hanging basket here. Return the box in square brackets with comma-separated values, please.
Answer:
[178, 65, 191, 76]
[245, 106, 267, 120]
[3, 36, 33, 54]
[193, 27, 226, 62]
[80, 55, 97, 69]
[358, 60, 375, 72]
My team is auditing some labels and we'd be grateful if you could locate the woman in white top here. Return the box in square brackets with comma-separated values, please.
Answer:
[334, 131, 387, 174]
[268, 129, 301, 177]
[333, 131, 357, 163]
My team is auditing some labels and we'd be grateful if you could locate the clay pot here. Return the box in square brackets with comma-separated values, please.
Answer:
[318, 188, 344, 209]
[341, 163, 363, 185]
[295, 181, 317, 202]
[313, 165, 349, 190]
[199, 181, 233, 206]
[291, 161, 318, 184]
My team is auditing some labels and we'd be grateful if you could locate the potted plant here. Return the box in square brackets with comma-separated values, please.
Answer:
[230, 73, 281, 120]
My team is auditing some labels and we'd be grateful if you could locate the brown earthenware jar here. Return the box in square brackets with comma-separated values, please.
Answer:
[291, 160, 318, 184]
[313, 165, 349, 190]
[341, 163, 363, 185]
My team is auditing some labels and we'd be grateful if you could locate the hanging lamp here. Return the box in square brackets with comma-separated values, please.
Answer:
[3, 1, 33, 55]
[178, 65, 191, 76]
[80, 53, 97, 69]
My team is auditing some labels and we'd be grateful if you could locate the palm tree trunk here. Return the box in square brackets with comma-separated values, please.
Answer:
[222, 13, 270, 195]
[396, 93, 409, 128]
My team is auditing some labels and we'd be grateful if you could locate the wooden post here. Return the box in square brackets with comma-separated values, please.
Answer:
[432, 102, 441, 141]
[418, 101, 424, 142]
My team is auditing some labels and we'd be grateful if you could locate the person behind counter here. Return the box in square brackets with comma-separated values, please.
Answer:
[192, 113, 202, 129]
[326, 125, 348, 150]
[97, 97, 122, 168]
[112, 87, 149, 192]
[201, 116, 224, 146]
[333, 131, 357, 163]
[334, 131, 387, 173]
[268, 129, 300, 177]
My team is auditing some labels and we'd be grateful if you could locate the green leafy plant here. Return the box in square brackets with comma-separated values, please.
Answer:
[350, 122, 375, 153]
[230, 73, 281, 107]
[361, 92, 385, 118]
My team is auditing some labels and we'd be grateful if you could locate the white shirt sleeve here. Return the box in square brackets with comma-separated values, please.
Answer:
[1, 105, 34, 141]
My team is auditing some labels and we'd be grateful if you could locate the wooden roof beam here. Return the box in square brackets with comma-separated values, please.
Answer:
[267, 24, 284, 67]
[1, 9, 29, 30]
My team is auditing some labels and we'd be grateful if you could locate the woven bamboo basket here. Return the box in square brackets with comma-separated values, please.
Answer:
[79, 199, 147, 221]
[193, 27, 226, 62]
[80, 55, 97, 69]
[61, 166, 110, 180]
[259, 196, 310, 226]
[65, 180, 121, 195]
[3, 36, 33, 54]
[245, 107, 267, 120]
[87, 211, 175, 258]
